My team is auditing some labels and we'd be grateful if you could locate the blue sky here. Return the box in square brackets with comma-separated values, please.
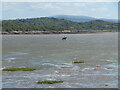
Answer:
[1, 0, 120, 2]
[2, 2, 118, 20]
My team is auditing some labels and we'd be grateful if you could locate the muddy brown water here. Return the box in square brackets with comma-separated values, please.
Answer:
[2, 32, 118, 88]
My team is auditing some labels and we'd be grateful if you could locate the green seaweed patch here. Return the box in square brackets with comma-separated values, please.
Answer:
[73, 60, 84, 63]
[37, 80, 63, 84]
[2, 68, 36, 71]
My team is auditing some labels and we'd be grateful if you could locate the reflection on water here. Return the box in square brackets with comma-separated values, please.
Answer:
[2, 32, 118, 88]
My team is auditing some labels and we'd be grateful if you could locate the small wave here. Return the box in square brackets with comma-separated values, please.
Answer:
[11, 52, 28, 55]
[3, 58, 16, 61]
[99, 67, 114, 71]
[18, 66, 27, 68]
[61, 74, 71, 77]
[81, 67, 95, 71]
[42, 63, 55, 66]
[39, 56, 43, 58]
[61, 63, 73, 66]
[0, 67, 5, 70]
[59, 65, 73, 68]
[3, 57, 16, 63]
[105, 64, 118, 68]
[72, 66, 80, 71]
[106, 59, 117, 62]
[42, 63, 73, 68]
[84, 73, 117, 76]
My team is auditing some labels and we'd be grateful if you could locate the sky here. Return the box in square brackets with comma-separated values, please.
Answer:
[1, 0, 120, 2]
[1, 1, 118, 20]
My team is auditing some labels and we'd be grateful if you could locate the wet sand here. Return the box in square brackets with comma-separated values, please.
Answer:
[2, 61, 118, 88]
[2, 32, 118, 88]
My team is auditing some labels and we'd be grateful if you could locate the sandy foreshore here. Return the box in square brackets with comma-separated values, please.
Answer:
[1, 30, 117, 35]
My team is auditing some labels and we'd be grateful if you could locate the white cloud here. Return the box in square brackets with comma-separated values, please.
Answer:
[31, 3, 87, 10]
[1, 2, 117, 19]
[30, 3, 62, 10]
[73, 3, 86, 7]
[91, 16, 105, 18]
[91, 7, 108, 12]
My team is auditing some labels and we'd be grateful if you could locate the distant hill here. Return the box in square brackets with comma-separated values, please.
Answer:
[51, 15, 118, 23]
[2, 17, 118, 33]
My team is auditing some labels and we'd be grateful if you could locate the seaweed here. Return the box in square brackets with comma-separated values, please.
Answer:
[73, 60, 84, 63]
[37, 80, 63, 84]
[2, 68, 36, 71]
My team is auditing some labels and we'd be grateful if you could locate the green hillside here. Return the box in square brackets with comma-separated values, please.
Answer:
[2, 17, 118, 33]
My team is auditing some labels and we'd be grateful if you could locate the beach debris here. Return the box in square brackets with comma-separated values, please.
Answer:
[96, 65, 101, 67]
[106, 67, 113, 69]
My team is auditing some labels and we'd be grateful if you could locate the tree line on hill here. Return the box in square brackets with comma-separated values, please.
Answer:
[1, 17, 118, 34]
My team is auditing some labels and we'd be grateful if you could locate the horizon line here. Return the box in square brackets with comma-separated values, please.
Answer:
[1, 15, 118, 20]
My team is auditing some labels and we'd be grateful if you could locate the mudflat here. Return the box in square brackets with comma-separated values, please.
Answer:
[2, 32, 118, 88]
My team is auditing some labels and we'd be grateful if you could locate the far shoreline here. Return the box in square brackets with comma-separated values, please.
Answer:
[1, 31, 118, 35]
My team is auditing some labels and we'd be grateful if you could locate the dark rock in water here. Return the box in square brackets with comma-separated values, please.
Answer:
[62, 37, 67, 40]
[105, 84, 108, 86]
